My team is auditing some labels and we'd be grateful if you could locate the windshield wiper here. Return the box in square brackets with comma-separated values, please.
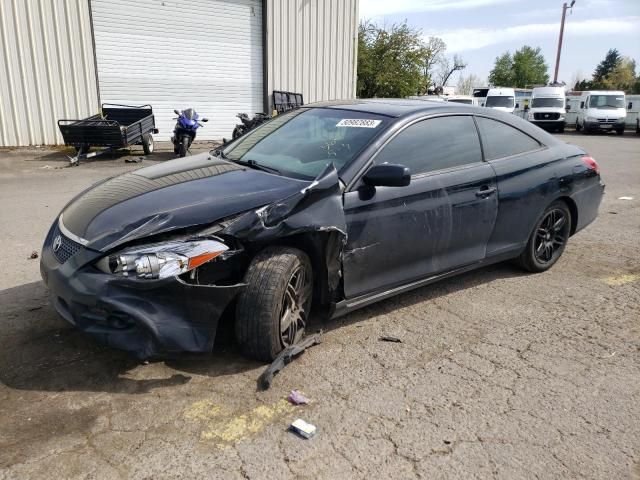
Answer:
[233, 158, 281, 175]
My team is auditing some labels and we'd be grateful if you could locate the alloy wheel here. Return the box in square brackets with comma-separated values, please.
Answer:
[279, 265, 312, 347]
[534, 208, 569, 264]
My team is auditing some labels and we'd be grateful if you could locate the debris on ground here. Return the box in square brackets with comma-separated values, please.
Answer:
[28, 251, 39, 259]
[125, 157, 144, 163]
[288, 390, 310, 405]
[27, 306, 43, 312]
[618, 196, 634, 200]
[257, 331, 323, 390]
[379, 336, 402, 343]
[289, 418, 317, 439]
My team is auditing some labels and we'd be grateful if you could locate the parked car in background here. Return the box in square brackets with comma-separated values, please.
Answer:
[527, 86, 567, 133]
[485, 88, 516, 113]
[40, 100, 604, 361]
[446, 95, 477, 106]
[576, 90, 627, 135]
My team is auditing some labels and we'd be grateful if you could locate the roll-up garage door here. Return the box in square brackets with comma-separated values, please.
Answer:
[90, 0, 263, 141]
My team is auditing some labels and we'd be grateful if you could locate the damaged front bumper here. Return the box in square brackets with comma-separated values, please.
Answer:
[40, 231, 244, 358]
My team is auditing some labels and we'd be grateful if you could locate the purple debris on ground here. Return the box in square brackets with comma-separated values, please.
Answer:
[288, 390, 310, 405]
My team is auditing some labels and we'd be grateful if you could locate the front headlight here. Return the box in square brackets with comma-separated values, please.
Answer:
[95, 239, 228, 279]
[586, 116, 597, 122]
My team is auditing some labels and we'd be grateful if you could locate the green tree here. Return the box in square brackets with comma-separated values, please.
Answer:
[602, 57, 636, 91]
[489, 46, 548, 88]
[512, 46, 549, 87]
[593, 48, 621, 85]
[357, 21, 444, 98]
[488, 52, 514, 86]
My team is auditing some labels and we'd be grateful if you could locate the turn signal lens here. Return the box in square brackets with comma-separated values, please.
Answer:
[581, 155, 600, 175]
[188, 251, 224, 269]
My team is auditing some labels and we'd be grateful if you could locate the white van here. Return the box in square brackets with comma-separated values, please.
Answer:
[576, 90, 627, 135]
[527, 86, 567, 132]
[485, 88, 516, 113]
[446, 95, 477, 106]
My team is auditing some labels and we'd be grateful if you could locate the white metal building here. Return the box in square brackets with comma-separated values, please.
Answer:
[0, 0, 358, 146]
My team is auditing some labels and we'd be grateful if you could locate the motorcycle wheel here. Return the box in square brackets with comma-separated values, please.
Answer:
[142, 133, 154, 155]
[178, 136, 189, 157]
[232, 126, 243, 140]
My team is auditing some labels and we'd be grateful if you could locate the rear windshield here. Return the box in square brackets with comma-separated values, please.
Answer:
[531, 97, 564, 108]
[485, 96, 514, 108]
[221, 108, 389, 180]
[589, 95, 625, 109]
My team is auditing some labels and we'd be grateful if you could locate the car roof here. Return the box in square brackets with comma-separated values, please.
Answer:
[308, 98, 480, 118]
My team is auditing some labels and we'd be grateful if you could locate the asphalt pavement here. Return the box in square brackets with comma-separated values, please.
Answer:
[0, 134, 638, 479]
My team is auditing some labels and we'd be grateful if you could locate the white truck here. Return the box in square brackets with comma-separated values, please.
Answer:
[485, 88, 516, 113]
[575, 90, 627, 135]
[526, 86, 567, 133]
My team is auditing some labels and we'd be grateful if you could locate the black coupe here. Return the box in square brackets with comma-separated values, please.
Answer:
[40, 100, 604, 360]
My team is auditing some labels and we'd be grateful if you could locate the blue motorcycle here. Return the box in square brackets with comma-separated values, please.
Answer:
[172, 108, 208, 157]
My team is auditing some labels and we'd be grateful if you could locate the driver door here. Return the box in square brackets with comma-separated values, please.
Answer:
[342, 115, 498, 299]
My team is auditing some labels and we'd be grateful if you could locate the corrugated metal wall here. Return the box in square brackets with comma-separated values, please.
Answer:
[0, 0, 99, 146]
[265, 0, 358, 110]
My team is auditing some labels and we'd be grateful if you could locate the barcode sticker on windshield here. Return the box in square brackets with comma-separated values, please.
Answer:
[336, 119, 382, 128]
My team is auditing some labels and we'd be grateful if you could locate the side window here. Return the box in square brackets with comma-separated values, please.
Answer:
[475, 117, 542, 160]
[374, 116, 482, 175]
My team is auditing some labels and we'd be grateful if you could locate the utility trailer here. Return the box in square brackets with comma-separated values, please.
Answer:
[58, 104, 158, 165]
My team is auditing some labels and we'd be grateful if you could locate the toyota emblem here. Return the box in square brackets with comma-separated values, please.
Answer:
[52, 235, 62, 253]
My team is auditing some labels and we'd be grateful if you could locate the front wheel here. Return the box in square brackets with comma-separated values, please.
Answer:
[514, 201, 571, 273]
[235, 247, 313, 361]
[232, 126, 244, 140]
[178, 136, 189, 157]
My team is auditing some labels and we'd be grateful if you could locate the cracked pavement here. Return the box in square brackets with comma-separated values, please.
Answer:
[0, 135, 638, 479]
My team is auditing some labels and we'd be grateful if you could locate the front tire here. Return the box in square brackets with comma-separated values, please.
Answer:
[178, 136, 189, 157]
[514, 201, 571, 273]
[235, 247, 313, 361]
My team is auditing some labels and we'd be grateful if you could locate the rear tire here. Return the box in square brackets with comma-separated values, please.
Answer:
[235, 247, 313, 362]
[514, 201, 571, 273]
[142, 133, 154, 155]
[558, 125, 565, 133]
[616, 128, 624, 136]
[581, 122, 589, 134]
[575, 121, 581, 132]
[178, 136, 189, 157]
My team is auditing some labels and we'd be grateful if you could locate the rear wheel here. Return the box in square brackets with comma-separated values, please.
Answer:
[581, 122, 589, 134]
[514, 201, 571, 273]
[557, 125, 565, 133]
[178, 136, 189, 157]
[235, 247, 313, 361]
[616, 128, 624, 136]
[141, 133, 154, 154]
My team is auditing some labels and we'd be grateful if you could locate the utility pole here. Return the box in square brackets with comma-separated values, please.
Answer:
[553, 0, 575, 84]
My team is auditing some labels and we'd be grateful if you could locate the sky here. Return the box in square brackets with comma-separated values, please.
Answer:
[359, 0, 640, 88]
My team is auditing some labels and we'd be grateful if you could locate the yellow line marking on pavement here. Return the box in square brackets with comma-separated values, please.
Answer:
[602, 273, 640, 286]
[184, 399, 294, 448]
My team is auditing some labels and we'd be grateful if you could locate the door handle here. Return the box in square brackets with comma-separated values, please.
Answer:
[475, 186, 497, 198]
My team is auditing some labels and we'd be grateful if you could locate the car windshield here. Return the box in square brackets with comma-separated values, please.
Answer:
[182, 108, 197, 119]
[220, 108, 388, 180]
[531, 97, 564, 108]
[485, 96, 514, 108]
[589, 95, 625, 109]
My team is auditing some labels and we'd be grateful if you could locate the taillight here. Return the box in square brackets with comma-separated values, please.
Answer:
[581, 155, 600, 175]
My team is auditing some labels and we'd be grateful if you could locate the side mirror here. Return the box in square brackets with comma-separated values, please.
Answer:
[363, 164, 410, 187]
[580, 101, 585, 109]
[515, 103, 520, 109]
[174, 109, 180, 115]
[628, 102, 633, 110]
[565, 105, 570, 112]
[202, 118, 209, 122]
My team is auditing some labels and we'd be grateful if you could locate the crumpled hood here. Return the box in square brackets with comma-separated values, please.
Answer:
[61, 153, 308, 251]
